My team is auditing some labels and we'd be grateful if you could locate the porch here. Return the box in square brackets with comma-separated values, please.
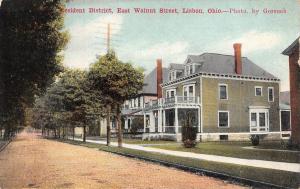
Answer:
[141, 96, 200, 141]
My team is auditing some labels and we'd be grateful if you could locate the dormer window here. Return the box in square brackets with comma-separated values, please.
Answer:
[169, 71, 177, 81]
[185, 64, 196, 76]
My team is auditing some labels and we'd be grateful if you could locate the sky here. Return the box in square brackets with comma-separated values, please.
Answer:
[63, 0, 300, 91]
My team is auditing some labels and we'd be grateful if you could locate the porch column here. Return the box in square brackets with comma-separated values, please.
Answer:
[198, 107, 201, 133]
[124, 119, 128, 130]
[150, 112, 155, 132]
[143, 113, 146, 132]
[158, 109, 162, 132]
[163, 110, 166, 132]
[175, 107, 178, 133]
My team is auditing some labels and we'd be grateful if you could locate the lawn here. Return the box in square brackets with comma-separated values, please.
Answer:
[86, 136, 176, 145]
[150, 141, 300, 163]
[57, 139, 300, 189]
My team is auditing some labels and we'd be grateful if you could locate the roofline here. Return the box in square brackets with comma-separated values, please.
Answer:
[282, 37, 299, 56]
[135, 93, 157, 97]
[162, 72, 280, 87]
[191, 52, 248, 58]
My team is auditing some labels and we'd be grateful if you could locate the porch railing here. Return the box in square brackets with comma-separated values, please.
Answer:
[145, 96, 200, 110]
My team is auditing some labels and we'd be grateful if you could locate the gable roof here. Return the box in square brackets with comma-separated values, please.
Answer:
[282, 37, 299, 56]
[169, 63, 184, 70]
[197, 53, 277, 78]
[142, 67, 169, 94]
[165, 53, 278, 83]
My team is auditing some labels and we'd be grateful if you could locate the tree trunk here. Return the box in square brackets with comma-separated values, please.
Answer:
[73, 126, 75, 140]
[62, 126, 65, 139]
[83, 125, 86, 142]
[99, 116, 102, 138]
[58, 128, 61, 139]
[117, 104, 122, 147]
[106, 105, 111, 146]
[54, 129, 57, 138]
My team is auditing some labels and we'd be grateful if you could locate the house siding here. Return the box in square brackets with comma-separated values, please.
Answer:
[163, 78, 200, 97]
[201, 77, 280, 133]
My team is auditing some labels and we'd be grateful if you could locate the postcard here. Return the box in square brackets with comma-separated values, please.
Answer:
[0, 0, 299, 188]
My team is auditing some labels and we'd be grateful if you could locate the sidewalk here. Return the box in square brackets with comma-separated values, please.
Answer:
[74, 138, 300, 173]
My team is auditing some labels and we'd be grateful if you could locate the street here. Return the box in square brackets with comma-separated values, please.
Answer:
[0, 132, 245, 189]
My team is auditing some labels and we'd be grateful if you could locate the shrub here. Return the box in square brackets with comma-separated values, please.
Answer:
[250, 135, 260, 146]
[182, 127, 197, 148]
[130, 117, 144, 134]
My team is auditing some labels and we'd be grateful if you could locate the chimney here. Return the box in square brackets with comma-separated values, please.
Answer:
[156, 59, 163, 98]
[233, 43, 242, 74]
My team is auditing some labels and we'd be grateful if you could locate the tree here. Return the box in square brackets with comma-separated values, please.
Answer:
[32, 69, 103, 142]
[0, 0, 69, 138]
[89, 51, 144, 147]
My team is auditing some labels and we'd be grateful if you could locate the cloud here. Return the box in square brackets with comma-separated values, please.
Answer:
[204, 31, 282, 55]
[116, 41, 189, 73]
[64, 15, 123, 69]
[135, 41, 189, 59]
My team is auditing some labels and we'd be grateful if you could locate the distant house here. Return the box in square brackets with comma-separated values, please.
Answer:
[122, 59, 169, 133]
[143, 44, 283, 141]
[280, 91, 291, 138]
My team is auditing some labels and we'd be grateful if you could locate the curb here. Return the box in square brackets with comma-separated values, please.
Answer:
[0, 139, 11, 153]
[100, 149, 294, 189]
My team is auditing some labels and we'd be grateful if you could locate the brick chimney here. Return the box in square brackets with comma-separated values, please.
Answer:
[156, 59, 163, 98]
[233, 43, 242, 74]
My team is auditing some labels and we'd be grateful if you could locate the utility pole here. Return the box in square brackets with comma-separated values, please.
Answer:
[107, 23, 111, 53]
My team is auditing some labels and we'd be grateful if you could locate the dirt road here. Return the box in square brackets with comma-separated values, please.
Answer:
[0, 132, 246, 189]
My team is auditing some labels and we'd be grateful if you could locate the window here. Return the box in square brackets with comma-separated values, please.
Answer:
[169, 71, 177, 81]
[166, 89, 176, 98]
[268, 87, 274, 102]
[259, 113, 266, 127]
[183, 85, 195, 97]
[250, 113, 257, 127]
[189, 65, 193, 74]
[219, 135, 228, 141]
[219, 84, 228, 100]
[281, 110, 291, 131]
[218, 111, 229, 127]
[185, 64, 195, 76]
[255, 86, 263, 96]
[249, 109, 269, 132]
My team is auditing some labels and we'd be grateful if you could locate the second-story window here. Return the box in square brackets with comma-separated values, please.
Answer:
[268, 87, 274, 102]
[219, 84, 228, 100]
[183, 85, 195, 97]
[166, 89, 176, 98]
[255, 86, 263, 96]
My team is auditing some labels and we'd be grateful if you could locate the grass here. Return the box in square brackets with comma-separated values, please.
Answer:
[57, 139, 300, 189]
[110, 138, 176, 144]
[86, 136, 176, 144]
[150, 141, 300, 163]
